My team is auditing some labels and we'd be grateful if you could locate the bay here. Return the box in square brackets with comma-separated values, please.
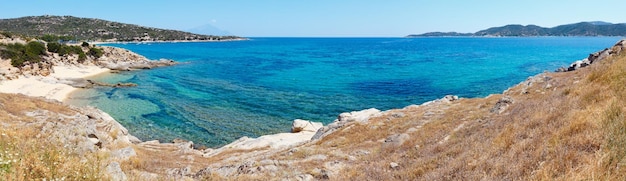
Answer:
[67, 37, 622, 147]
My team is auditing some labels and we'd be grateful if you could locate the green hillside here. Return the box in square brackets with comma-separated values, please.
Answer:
[0, 15, 242, 42]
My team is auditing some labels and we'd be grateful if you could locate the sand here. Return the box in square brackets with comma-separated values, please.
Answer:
[0, 65, 110, 102]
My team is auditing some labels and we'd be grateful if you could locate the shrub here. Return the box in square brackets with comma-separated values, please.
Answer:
[0, 32, 13, 38]
[47, 42, 61, 53]
[78, 52, 87, 63]
[68, 45, 83, 54]
[81, 42, 90, 47]
[87, 47, 104, 59]
[1, 41, 46, 67]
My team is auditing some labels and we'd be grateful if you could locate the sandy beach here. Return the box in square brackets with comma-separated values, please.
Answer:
[0, 65, 110, 102]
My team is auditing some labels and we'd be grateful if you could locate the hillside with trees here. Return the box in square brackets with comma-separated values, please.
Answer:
[409, 21, 626, 37]
[0, 15, 243, 42]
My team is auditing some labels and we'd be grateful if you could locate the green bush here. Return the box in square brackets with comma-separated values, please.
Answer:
[53, 44, 83, 56]
[0, 41, 46, 67]
[77, 52, 86, 63]
[0, 32, 13, 38]
[87, 47, 103, 59]
[47, 42, 61, 53]
[81, 42, 90, 47]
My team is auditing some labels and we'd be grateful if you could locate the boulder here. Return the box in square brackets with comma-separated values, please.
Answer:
[106, 162, 127, 181]
[390, 162, 400, 169]
[490, 96, 514, 114]
[291, 119, 323, 133]
[382, 133, 410, 148]
[311, 108, 381, 140]
[111, 146, 136, 161]
[336, 108, 381, 123]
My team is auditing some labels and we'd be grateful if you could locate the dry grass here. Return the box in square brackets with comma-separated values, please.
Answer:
[0, 125, 104, 180]
[0, 94, 107, 180]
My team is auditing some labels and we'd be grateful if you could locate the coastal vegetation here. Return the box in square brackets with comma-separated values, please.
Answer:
[0, 15, 244, 42]
[0, 38, 103, 67]
[0, 41, 46, 67]
[409, 21, 626, 37]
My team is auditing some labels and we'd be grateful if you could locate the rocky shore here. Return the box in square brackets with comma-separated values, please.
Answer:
[2, 36, 626, 180]
[0, 35, 177, 101]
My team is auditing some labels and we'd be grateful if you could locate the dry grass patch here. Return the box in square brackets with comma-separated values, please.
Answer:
[0, 127, 104, 180]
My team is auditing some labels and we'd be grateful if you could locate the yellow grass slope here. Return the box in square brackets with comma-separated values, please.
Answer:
[314, 41, 626, 180]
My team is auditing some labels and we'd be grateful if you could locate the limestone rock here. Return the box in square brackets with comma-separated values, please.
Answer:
[295, 174, 315, 181]
[106, 162, 127, 181]
[111, 146, 136, 161]
[490, 96, 514, 114]
[382, 133, 410, 148]
[291, 119, 323, 133]
[337, 108, 381, 123]
[390, 162, 400, 169]
[312, 108, 381, 140]
[166, 166, 193, 180]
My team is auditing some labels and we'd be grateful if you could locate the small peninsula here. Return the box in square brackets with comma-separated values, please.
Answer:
[0, 15, 246, 42]
[408, 21, 626, 37]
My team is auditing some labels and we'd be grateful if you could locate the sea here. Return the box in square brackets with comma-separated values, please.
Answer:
[66, 37, 622, 147]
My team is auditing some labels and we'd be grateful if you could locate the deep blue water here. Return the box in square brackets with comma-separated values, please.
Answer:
[67, 37, 622, 147]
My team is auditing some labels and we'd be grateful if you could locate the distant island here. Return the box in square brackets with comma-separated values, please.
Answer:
[408, 21, 626, 37]
[0, 15, 244, 42]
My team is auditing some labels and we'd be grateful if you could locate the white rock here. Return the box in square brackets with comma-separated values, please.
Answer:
[336, 108, 381, 123]
[291, 119, 323, 133]
[106, 162, 127, 181]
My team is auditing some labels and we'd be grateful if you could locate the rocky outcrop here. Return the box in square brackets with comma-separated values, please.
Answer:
[490, 96, 514, 114]
[556, 39, 626, 72]
[99, 59, 177, 71]
[204, 119, 324, 158]
[292, 119, 323, 133]
[311, 108, 381, 140]
[0, 36, 178, 80]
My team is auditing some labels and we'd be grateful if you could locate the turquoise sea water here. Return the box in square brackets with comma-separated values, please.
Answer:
[67, 37, 622, 147]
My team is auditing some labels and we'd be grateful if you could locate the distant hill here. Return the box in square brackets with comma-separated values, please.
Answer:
[414, 32, 474, 37]
[408, 21, 626, 37]
[0, 15, 243, 42]
[187, 24, 232, 36]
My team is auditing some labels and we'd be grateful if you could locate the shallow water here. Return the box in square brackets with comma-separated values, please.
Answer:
[67, 37, 622, 147]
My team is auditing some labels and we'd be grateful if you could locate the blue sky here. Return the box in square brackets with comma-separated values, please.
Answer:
[1, 0, 625, 37]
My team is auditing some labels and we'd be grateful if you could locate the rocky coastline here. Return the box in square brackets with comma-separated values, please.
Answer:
[2, 36, 626, 180]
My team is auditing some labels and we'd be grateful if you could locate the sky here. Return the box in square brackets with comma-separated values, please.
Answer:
[1, 0, 625, 37]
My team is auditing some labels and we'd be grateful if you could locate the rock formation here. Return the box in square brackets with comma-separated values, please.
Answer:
[556, 39, 626, 72]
